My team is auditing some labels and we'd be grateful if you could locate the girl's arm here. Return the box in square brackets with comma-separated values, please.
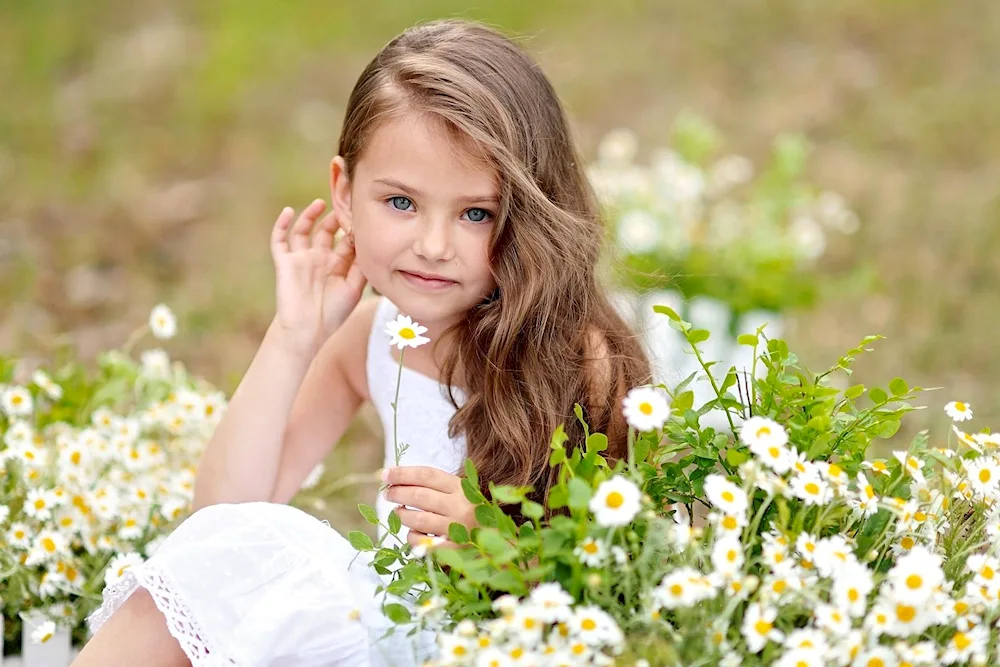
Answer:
[191, 201, 368, 509]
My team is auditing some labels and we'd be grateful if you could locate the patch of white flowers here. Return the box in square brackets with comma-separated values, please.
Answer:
[0, 304, 226, 629]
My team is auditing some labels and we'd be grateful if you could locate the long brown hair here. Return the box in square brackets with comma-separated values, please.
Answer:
[338, 19, 652, 513]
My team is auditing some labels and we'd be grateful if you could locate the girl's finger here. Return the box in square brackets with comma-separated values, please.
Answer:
[312, 209, 341, 250]
[270, 207, 296, 255]
[288, 199, 326, 252]
[382, 466, 459, 493]
[344, 258, 368, 294]
[327, 231, 356, 276]
[394, 507, 450, 536]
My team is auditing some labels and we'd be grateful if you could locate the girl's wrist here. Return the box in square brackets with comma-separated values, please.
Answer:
[266, 317, 323, 366]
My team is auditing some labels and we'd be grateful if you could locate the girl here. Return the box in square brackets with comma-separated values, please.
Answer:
[73, 18, 651, 667]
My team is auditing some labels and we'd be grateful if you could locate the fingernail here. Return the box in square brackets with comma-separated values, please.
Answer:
[379, 468, 390, 483]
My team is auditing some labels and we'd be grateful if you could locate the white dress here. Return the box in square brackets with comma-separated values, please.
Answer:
[87, 297, 468, 666]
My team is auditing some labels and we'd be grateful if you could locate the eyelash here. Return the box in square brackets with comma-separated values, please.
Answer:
[386, 196, 494, 224]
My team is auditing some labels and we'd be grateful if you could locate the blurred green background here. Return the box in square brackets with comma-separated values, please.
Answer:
[2, 1, 999, 528]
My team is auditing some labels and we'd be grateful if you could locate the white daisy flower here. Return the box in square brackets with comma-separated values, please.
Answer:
[31, 370, 63, 400]
[588, 475, 642, 527]
[790, 473, 831, 506]
[30, 621, 56, 644]
[814, 604, 851, 636]
[104, 552, 145, 586]
[862, 458, 890, 477]
[655, 567, 703, 609]
[704, 475, 748, 515]
[411, 534, 445, 559]
[886, 546, 943, 604]
[140, 348, 172, 379]
[29, 529, 68, 564]
[710, 536, 745, 579]
[849, 472, 880, 518]
[23, 488, 57, 520]
[567, 605, 618, 646]
[893, 450, 926, 485]
[574, 537, 607, 567]
[741, 603, 783, 654]
[529, 583, 573, 624]
[740, 416, 788, 448]
[1, 385, 33, 417]
[709, 511, 746, 538]
[895, 640, 937, 666]
[783, 628, 829, 654]
[437, 632, 475, 663]
[149, 303, 177, 339]
[385, 314, 430, 350]
[944, 400, 973, 422]
[813, 535, 857, 578]
[621, 386, 670, 432]
[963, 456, 1000, 499]
[775, 647, 824, 667]
[965, 554, 1000, 591]
[853, 646, 897, 667]
[832, 561, 874, 617]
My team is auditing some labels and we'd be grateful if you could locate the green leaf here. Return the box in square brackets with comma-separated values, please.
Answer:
[358, 503, 379, 526]
[878, 420, 901, 439]
[549, 448, 566, 466]
[737, 334, 758, 346]
[586, 433, 608, 453]
[673, 391, 694, 413]
[476, 528, 517, 561]
[869, 388, 889, 405]
[889, 378, 908, 396]
[721, 369, 737, 393]
[475, 505, 498, 527]
[521, 500, 544, 520]
[548, 484, 568, 509]
[549, 424, 568, 450]
[464, 458, 479, 487]
[448, 522, 470, 544]
[844, 384, 865, 400]
[688, 329, 710, 344]
[462, 477, 486, 505]
[489, 568, 525, 593]
[726, 448, 750, 467]
[567, 478, 592, 511]
[383, 603, 412, 624]
[347, 530, 374, 551]
[490, 484, 528, 504]
[633, 438, 651, 465]
[388, 510, 402, 535]
[653, 304, 680, 321]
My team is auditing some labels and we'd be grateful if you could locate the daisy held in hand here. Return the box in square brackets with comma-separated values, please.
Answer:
[385, 313, 431, 468]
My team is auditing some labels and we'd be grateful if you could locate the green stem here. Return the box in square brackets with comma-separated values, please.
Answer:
[690, 340, 737, 437]
[393, 348, 405, 466]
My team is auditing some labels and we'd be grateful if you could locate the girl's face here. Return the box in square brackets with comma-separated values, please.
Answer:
[330, 112, 499, 335]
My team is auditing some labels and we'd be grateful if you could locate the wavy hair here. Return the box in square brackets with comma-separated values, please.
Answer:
[337, 19, 652, 514]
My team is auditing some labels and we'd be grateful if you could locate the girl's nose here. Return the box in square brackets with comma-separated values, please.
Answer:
[412, 217, 455, 262]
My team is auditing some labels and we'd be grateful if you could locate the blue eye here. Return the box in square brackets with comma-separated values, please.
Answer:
[464, 208, 492, 223]
[389, 196, 413, 211]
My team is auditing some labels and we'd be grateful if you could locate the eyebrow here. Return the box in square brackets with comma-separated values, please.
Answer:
[373, 178, 499, 204]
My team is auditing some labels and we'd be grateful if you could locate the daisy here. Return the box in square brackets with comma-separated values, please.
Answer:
[944, 400, 973, 422]
[849, 472, 880, 519]
[23, 488, 57, 520]
[892, 452, 926, 487]
[709, 511, 746, 538]
[588, 475, 641, 527]
[1, 385, 33, 417]
[790, 473, 831, 506]
[963, 456, 1000, 499]
[437, 633, 475, 663]
[621, 386, 670, 432]
[654, 567, 705, 609]
[813, 604, 851, 636]
[30, 621, 56, 644]
[939, 626, 988, 665]
[886, 546, 943, 604]
[832, 562, 874, 617]
[740, 416, 789, 448]
[32, 370, 63, 400]
[895, 641, 937, 666]
[567, 605, 616, 646]
[411, 534, 445, 558]
[775, 648, 824, 667]
[741, 603, 783, 654]
[813, 535, 857, 578]
[529, 583, 573, 624]
[574, 537, 606, 566]
[385, 314, 430, 350]
[710, 536, 745, 579]
[704, 475, 748, 515]
[149, 303, 177, 339]
[862, 458, 890, 477]
[140, 348, 171, 379]
[104, 552, 145, 586]
[853, 646, 897, 667]
[28, 529, 68, 565]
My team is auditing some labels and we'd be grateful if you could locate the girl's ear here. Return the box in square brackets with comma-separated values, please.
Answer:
[329, 156, 353, 233]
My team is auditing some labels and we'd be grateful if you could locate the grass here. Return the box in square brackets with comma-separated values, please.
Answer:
[2, 0, 999, 519]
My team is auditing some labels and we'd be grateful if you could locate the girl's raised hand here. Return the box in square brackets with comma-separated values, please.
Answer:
[270, 199, 367, 359]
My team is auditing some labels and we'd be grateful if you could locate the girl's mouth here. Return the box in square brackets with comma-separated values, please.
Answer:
[399, 271, 458, 290]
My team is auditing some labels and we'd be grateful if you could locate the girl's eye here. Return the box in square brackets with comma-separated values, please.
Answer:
[464, 208, 492, 224]
[389, 196, 413, 211]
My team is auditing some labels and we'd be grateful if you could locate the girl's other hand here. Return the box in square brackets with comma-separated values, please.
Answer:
[381, 466, 478, 550]
[270, 199, 367, 359]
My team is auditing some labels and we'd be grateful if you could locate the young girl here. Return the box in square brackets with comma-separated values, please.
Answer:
[73, 18, 651, 667]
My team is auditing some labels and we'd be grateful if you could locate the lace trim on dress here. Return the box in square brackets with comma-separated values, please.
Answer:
[87, 563, 239, 666]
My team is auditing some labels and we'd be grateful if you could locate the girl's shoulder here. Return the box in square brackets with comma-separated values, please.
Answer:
[333, 294, 384, 403]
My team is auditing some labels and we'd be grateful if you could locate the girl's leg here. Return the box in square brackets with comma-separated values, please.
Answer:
[71, 588, 191, 667]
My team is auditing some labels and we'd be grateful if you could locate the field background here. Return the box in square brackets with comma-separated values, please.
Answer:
[2, 0, 999, 529]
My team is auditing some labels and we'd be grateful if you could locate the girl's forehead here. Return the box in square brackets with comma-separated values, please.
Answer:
[356, 113, 498, 194]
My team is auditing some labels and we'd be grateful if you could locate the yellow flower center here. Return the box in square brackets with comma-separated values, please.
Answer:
[399, 327, 416, 340]
[756, 426, 771, 438]
[895, 604, 916, 623]
[722, 516, 738, 530]
[829, 464, 842, 476]
[981, 566, 994, 580]
[980, 469, 992, 483]
[605, 491, 624, 509]
[583, 542, 599, 554]
[581, 618, 597, 631]
[954, 632, 971, 650]
[906, 574, 923, 590]
[900, 536, 914, 549]
[721, 490, 735, 503]
[639, 402, 653, 415]
[41, 537, 56, 552]
[754, 620, 772, 635]
[955, 402, 967, 412]
[848, 588, 859, 602]
[670, 583, 684, 596]
[768, 446, 780, 458]
[773, 580, 787, 594]
[726, 549, 738, 563]
[805, 482, 820, 495]
[867, 659, 885, 667]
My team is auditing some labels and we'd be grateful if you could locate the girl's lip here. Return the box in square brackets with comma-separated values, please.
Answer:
[400, 270, 458, 289]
